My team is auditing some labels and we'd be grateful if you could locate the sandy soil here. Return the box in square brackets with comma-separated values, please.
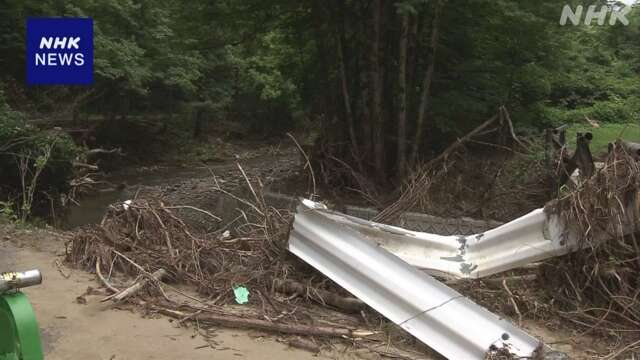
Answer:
[0, 226, 327, 360]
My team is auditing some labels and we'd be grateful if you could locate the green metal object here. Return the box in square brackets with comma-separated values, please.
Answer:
[0, 292, 44, 360]
[0, 269, 44, 360]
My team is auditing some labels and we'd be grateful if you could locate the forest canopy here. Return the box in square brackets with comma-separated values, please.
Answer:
[0, 0, 639, 182]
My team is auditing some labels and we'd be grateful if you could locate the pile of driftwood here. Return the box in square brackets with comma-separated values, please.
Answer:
[65, 174, 431, 358]
[67, 197, 291, 299]
[541, 140, 640, 357]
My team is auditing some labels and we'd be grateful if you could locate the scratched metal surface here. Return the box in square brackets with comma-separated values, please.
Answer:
[263, 191, 503, 235]
[288, 199, 543, 359]
[296, 199, 579, 279]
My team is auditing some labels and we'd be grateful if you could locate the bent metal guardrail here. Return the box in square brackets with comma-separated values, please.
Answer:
[298, 200, 587, 279]
[288, 199, 557, 359]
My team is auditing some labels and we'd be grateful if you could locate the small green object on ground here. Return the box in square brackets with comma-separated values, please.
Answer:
[233, 286, 249, 304]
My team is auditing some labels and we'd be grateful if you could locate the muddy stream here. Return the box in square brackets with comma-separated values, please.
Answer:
[63, 165, 212, 228]
[63, 146, 302, 229]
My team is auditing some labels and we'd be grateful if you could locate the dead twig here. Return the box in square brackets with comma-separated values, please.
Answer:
[273, 279, 366, 312]
[111, 268, 168, 302]
[96, 258, 120, 294]
[287, 132, 317, 198]
[502, 279, 522, 327]
[55, 259, 71, 279]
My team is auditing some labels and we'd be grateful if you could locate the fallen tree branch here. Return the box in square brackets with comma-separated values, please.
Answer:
[96, 257, 120, 293]
[72, 162, 99, 170]
[375, 113, 499, 223]
[157, 307, 360, 338]
[502, 279, 522, 327]
[499, 106, 528, 150]
[86, 147, 123, 157]
[108, 269, 168, 302]
[287, 132, 317, 198]
[273, 279, 366, 312]
[160, 205, 221, 221]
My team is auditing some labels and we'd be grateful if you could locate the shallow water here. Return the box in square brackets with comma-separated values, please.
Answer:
[61, 165, 212, 229]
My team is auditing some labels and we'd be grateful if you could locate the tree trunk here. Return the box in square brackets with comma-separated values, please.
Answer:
[370, 0, 385, 179]
[337, 35, 360, 158]
[358, 67, 371, 156]
[407, 16, 419, 117]
[412, 0, 443, 165]
[396, 14, 409, 177]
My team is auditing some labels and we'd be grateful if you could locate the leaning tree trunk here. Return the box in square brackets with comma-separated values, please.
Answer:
[412, 0, 442, 165]
[396, 14, 409, 177]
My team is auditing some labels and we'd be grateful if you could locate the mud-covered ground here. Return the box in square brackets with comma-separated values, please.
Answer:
[1, 225, 332, 360]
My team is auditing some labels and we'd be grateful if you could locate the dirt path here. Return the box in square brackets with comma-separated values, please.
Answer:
[1, 227, 327, 360]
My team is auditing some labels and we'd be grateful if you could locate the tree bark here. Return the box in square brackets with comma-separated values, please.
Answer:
[412, 0, 443, 165]
[357, 46, 371, 157]
[396, 14, 409, 177]
[407, 16, 419, 99]
[336, 18, 359, 157]
[370, 0, 385, 179]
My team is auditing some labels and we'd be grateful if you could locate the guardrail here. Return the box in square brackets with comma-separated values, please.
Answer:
[289, 199, 550, 359]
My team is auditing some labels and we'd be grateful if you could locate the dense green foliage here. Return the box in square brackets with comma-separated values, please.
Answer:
[0, 0, 308, 133]
[0, 0, 639, 184]
[0, 89, 79, 220]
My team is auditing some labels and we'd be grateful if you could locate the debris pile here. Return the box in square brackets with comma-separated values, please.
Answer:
[68, 194, 295, 300]
[65, 178, 432, 358]
[63, 139, 640, 358]
[541, 140, 640, 355]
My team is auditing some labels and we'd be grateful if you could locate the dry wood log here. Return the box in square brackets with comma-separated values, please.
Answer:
[273, 279, 365, 312]
[158, 307, 355, 338]
[111, 269, 167, 302]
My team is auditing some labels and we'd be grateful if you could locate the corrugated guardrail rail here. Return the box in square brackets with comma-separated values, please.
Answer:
[296, 200, 581, 279]
[288, 199, 554, 359]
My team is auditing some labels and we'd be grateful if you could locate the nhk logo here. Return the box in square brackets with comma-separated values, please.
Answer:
[559, 4, 632, 26]
[26, 18, 93, 85]
[36, 37, 85, 66]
